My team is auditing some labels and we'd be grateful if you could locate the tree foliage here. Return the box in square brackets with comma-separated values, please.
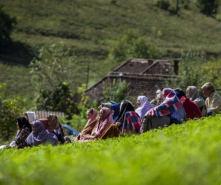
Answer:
[36, 82, 80, 119]
[30, 44, 86, 92]
[0, 84, 24, 141]
[197, 0, 219, 16]
[103, 80, 129, 102]
[0, 6, 16, 42]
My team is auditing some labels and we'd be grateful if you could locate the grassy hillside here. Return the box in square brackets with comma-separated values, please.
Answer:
[0, 115, 221, 185]
[1, 0, 221, 100]
[2, 0, 221, 56]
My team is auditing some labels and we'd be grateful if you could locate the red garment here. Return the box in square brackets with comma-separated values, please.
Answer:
[180, 96, 202, 119]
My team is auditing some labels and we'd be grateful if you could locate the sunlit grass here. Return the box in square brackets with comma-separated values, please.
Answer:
[0, 115, 221, 185]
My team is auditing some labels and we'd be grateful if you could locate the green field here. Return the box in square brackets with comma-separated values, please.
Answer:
[1, 0, 221, 100]
[0, 115, 221, 185]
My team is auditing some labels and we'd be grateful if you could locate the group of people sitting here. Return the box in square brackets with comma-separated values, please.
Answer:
[2, 82, 221, 149]
[1, 114, 67, 149]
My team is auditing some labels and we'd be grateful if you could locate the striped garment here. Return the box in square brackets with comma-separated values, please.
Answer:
[122, 111, 141, 133]
[147, 88, 186, 123]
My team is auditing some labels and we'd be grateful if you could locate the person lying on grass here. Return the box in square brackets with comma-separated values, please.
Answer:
[186, 86, 207, 116]
[115, 100, 141, 135]
[141, 88, 186, 133]
[175, 88, 202, 119]
[25, 120, 58, 146]
[135, 96, 153, 120]
[6, 117, 32, 149]
[39, 115, 68, 144]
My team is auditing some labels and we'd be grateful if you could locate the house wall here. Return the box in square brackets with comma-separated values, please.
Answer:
[85, 76, 167, 102]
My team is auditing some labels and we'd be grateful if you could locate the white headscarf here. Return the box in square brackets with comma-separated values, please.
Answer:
[135, 96, 153, 119]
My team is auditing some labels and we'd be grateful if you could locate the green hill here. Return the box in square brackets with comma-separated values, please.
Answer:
[1, 0, 221, 99]
[0, 115, 221, 185]
[2, 0, 221, 57]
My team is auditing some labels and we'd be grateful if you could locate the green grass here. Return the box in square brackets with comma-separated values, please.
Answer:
[1, 0, 221, 102]
[0, 115, 221, 185]
[2, 0, 221, 55]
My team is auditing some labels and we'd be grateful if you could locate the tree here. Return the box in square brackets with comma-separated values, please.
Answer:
[0, 83, 24, 141]
[0, 6, 16, 42]
[197, 0, 219, 16]
[30, 44, 87, 92]
[36, 82, 80, 119]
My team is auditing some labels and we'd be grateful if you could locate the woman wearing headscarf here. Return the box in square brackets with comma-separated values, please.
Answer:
[175, 88, 202, 119]
[9, 117, 32, 148]
[39, 115, 66, 144]
[26, 120, 58, 146]
[201, 82, 221, 115]
[135, 96, 153, 120]
[77, 107, 117, 141]
[141, 88, 186, 133]
[186, 86, 206, 115]
[101, 101, 120, 121]
[116, 100, 141, 134]
[76, 108, 98, 140]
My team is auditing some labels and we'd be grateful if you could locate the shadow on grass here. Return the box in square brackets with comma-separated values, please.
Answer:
[0, 40, 36, 66]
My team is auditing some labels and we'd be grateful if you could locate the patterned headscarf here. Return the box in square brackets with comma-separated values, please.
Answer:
[147, 88, 186, 123]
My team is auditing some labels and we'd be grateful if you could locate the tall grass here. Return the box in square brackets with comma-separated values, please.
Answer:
[0, 115, 221, 185]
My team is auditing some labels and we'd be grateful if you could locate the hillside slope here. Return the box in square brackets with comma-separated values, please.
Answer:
[0, 0, 221, 99]
[0, 115, 221, 185]
[2, 0, 221, 59]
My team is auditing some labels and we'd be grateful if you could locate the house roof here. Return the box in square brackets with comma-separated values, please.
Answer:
[85, 58, 180, 92]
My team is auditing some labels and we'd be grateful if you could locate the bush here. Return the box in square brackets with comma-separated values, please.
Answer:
[0, 6, 16, 42]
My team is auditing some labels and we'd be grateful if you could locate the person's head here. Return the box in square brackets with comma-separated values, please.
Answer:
[201, 82, 215, 98]
[120, 100, 134, 112]
[32, 121, 45, 135]
[86, 108, 97, 120]
[162, 88, 176, 98]
[99, 107, 112, 121]
[16, 117, 30, 130]
[137, 96, 148, 107]
[186, 86, 198, 100]
[174, 88, 186, 99]
[156, 89, 163, 99]
[47, 115, 59, 132]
